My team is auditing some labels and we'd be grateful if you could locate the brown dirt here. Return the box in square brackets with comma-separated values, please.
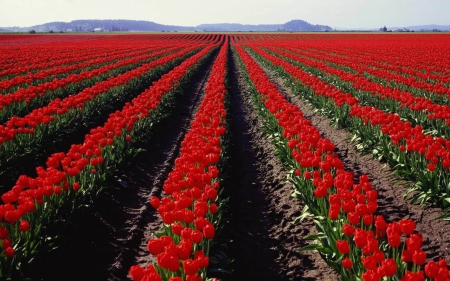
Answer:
[225, 48, 340, 281]
[253, 54, 450, 264]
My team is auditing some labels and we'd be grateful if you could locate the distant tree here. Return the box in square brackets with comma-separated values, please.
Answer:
[28, 30, 36, 34]
[49, 30, 54, 33]
[382, 26, 387, 32]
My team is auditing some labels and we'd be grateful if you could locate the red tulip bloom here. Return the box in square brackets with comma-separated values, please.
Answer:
[412, 250, 427, 265]
[203, 223, 215, 239]
[5, 246, 15, 258]
[425, 261, 439, 278]
[19, 220, 30, 232]
[209, 203, 218, 214]
[129, 265, 144, 281]
[72, 182, 80, 191]
[342, 257, 352, 269]
[381, 258, 397, 277]
[0, 226, 9, 239]
[150, 196, 160, 209]
[183, 259, 199, 275]
[387, 232, 401, 248]
[147, 238, 164, 256]
[342, 224, 355, 237]
[399, 219, 416, 235]
[336, 240, 350, 254]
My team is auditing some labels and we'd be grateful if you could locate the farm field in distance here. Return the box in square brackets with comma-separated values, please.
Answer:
[1, 33, 450, 281]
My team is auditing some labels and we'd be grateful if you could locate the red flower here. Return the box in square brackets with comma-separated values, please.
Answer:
[147, 238, 164, 256]
[361, 256, 377, 271]
[19, 220, 30, 232]
[129, 265, 144, 281]
[406, 233, 423, 252]
[0, 226, 9, 239]
[5, 246, 15, 258]
[425, 261, 439, 278]
[412, 250, 427, 265]
[157, 252, 179, 272]
[2, 238, 11, 249]
[399, 219, 416, 235]
[72, 182, 80, 191]
[362, 270, 379, 281]
[342, 257, 352, 269]
[203, 223, 215, 239]
[387, 232, 401, 248]
[342, 224, 355, 237]
[402, 249, 412, 263]
[381, 258, 397, 277]
[336, 240, 350, 254]
[209, 203, 218, 214]
[183, 259, 199, 275]
[150, 196, 161, 209]
[191, 230, 203, 244]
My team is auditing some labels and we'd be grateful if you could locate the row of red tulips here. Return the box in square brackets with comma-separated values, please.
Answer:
[270, 44, 450, 124]
[129, 39, 228, 281]
[0, 46, 203, 195]
[241, 34, 450, 83]
[0, 41, 217, 278]
[233, 41, 450, 281]
[0, 45, 200, 170]
[244, 43, 450, 210]
[0, 45, 181, 123]
[0, 35, 173, 77]
[293, 41, 450, 87]
[0, 44, 160, 93]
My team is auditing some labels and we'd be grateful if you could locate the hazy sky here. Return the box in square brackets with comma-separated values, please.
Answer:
[1, 0, 449, 28]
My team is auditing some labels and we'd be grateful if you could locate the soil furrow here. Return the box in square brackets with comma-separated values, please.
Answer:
[23, 50, 218, 281]
[225, 48, 339, 281]
[253, 54, 450, 264]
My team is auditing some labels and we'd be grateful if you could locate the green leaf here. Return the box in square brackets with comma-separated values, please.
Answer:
[298, 244, 322, 252]
[303, 234, 325, 241]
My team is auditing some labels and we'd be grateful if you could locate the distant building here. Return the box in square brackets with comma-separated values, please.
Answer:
[93, 27, 102, 32]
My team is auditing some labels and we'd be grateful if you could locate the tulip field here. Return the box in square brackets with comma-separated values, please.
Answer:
[1, 33, 450, 280]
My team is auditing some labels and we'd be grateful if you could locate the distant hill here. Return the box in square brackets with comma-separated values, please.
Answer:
[0, 19, 333, 32]
[197, 20, 332, 31]
[1, 19, 190, 32]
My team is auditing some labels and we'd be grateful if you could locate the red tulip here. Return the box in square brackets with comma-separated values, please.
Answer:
[342, 257, 352, 269]
[336, 240, 350, 254]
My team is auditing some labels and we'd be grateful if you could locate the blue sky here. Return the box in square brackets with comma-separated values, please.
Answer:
[0, 0, 449, 28]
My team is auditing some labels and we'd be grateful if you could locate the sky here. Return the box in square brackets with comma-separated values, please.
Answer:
[0, 0, 449, 29]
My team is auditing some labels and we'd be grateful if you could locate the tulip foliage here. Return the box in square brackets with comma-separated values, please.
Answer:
[233, 39, 450, 281]
[129, 38, 229, 281]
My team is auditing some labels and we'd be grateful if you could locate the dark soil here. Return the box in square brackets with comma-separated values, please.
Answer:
[254, 55, 450, 265]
